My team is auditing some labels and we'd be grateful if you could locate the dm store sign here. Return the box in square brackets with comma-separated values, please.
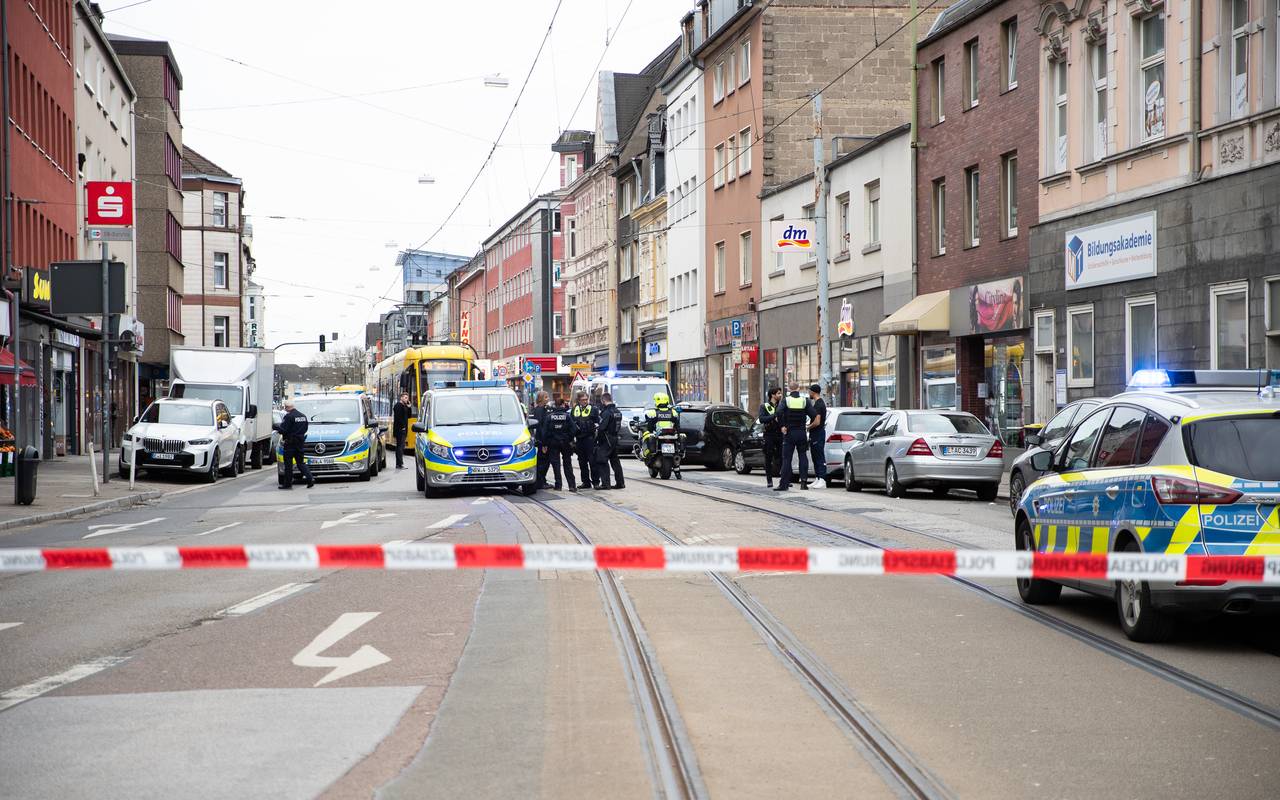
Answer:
[771, 220, 813, 253]
[1064, 211, 1157, 290]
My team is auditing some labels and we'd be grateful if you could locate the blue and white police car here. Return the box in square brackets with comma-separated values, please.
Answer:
[412, 381, 537, 497]
[1014, 370, 1280, 641]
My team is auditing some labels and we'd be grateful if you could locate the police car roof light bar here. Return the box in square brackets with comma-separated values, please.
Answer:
[1126, 369, 1279, 392]
[432, 380, 506, 389]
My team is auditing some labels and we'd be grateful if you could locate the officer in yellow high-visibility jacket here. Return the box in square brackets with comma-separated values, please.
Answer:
[774, 383, 813, 492]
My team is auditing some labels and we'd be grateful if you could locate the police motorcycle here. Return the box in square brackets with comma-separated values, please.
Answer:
[628, 414, 685, 480]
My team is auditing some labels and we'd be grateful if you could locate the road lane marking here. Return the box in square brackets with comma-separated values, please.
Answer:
[0, 656, 129, 712]
[292, 612, 390, 687]
[216, 583, 312, 617]
[428, 514, 467, 529]
[83, 518, 166, 540]
[0, 623, 22, 633]
[321, 510, 372, 531]
[374, 513, 396, 519]
[470, 497, 493, 505]
[193, 522, 243, 538]
[276, 504, 306, 514]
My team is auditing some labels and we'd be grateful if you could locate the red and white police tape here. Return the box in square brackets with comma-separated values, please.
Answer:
[2, 544, 1279, 583]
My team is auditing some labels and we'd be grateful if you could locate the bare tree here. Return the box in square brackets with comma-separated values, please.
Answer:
[310, 345, 368, 386]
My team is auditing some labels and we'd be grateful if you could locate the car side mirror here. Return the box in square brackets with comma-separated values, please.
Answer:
[1024, 432, 1042, 447]
[246, 404, 258, 419]
[217, 420, 229, 431]
[853, 431, 867, 442]
[412, 422, 427, 433]
[1029, 450, 1054, 472]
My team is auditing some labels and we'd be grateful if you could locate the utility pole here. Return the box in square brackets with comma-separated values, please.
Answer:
[100, 241, 111, 482]
[2, 0, 21, 504]
[813, 92, 831, 399]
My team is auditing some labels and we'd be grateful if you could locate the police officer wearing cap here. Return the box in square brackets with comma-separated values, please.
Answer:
[774, 382, 813, 491]
[758, 386, 784, 488]
[571, 391, 600, 489]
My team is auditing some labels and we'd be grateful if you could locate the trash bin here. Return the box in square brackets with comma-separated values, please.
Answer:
[16, 446, 38, 505]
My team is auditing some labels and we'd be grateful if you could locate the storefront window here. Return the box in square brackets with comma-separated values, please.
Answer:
[921, 343, 957, 410]
[872, 336, 896, 408]
[837, 337, 898, 408]
[673, 359, 708, 401]
[984, 335, 1029, 447]
[764, 349, 781, 395]
[782, 344, 818, 390]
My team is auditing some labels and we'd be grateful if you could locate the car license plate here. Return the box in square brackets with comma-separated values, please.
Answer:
[467, 465, 501, 474]
[311, 457, 334, 465]
[660, 443, 676, 454]
[150, 453, 175, 461]
[942, 446, 978, 457]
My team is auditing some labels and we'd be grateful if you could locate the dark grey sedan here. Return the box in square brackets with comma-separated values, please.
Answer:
[1005, 398, 1100, 514]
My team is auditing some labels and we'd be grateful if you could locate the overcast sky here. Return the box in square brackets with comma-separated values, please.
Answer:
[103, 0, 694, 363]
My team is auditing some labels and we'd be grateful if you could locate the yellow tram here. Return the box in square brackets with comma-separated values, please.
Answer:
[370, 343, 480, 449]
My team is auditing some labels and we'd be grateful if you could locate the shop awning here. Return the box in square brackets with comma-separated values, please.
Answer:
[0, 348, 36, 387]
[878, 290, 950, 334]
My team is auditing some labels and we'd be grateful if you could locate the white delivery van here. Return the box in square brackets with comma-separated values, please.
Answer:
[169, 347, 276, 469]
[569, 371, 672, 455]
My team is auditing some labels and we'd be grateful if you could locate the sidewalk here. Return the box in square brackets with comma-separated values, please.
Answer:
[0, 450, 212, 532]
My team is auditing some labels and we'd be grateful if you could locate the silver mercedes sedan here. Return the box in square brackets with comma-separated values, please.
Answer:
[843, 409, 1003, 500]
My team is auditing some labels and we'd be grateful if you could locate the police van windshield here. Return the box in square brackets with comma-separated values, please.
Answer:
[171, 383, 244, 415]
[611, 383, 672, 408]
[1186, 415, 1280, 480]
[432, 394, 524, 426]
[294, 398, 361, 424]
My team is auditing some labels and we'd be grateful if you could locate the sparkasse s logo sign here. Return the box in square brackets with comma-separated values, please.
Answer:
[771, 220, 812, 253]
[1064, 211, 1157, 290]
[86, 181, 134, 227]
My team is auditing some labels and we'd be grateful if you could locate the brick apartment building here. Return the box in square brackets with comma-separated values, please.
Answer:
[909, 0, 1040, 443]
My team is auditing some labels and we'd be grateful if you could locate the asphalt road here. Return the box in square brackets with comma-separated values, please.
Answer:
[0, 460, 1277, 798]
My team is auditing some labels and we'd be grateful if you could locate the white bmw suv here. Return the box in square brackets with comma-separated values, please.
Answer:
[120, 398, 242, 482]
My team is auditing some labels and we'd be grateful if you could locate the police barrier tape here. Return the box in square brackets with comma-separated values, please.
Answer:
[1, 545, 1280, 583]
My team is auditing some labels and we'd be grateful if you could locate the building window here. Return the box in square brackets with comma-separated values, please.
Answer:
[837, 194, 850, 254]
[727, 136, 738, 182]
[1001, 153, 1018, 237]
[932, 57, 946, 122]
[1211, 281, 1249, 368]
[568, 218, 577, 258]
[212, 192, 228, 227]
[553, 313, 563, 337]
[713, 143, 726, 188]
[1088, 40, 1108, 161]
[166, 212, 182, 262]
[739, 231, 751, 286]
[567, 294, 577, 333]
[865, 181, 880, 245]
[1266, 277, 1280, 334]
[1137, 11, 1166, 141]
[213, 252, 228, 289]
[1229, 0, 1249, 119]
[565, 155, 578, 184]
[964, 39, 979, 108]
[1002, 18, 1018, 90]
[739, 39, 751, 85]
[964, 166, 980, 248]
[714, 241, 726, 293]
[619, 179, 633, 216]
[1034, 309, 1054, 353]
[553, 261, 562, 287]
[623, 242, 636, 280]
[738, 127, 751, 174]
[164, 135, 180, 189]
[1051, 58, 1068, 172]
[931, 178, 946, 255]
[1067, 305, 1095, 387]
[167, 288, 182, 333]
[714, 60, 725, 102]
[1125, 295, 1157, 379]
[213, 316, 229, 348]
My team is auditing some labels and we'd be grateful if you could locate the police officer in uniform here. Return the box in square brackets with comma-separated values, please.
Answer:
[274, 398, 315, 490]
[775, 382, 813, 491]
[542, 394, 577, 491]
[758, 386, 784, 488]
[807, 383, 829, 486]
[594, 392, 626, 489]
[641, 392, 680, 461]
[531, 391, 551, 489]
[571, 391, 600, 489]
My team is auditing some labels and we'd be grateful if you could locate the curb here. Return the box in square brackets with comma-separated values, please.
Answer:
[0, 490, 164, 533]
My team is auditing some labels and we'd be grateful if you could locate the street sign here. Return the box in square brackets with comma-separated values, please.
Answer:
[85, 181, 134, 226]
[86, 227, 133, 242]
[731, 319, 743, 338]
[49, 261, 126, 315]
[731, 337, 743, 367]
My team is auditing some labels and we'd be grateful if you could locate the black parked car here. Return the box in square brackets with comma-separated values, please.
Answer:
[675, 402, 765, 471]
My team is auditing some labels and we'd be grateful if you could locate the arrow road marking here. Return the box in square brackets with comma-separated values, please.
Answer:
[428, 514, 467, 529]
[276, 504, 306, 514]
[194, 522, 243, 538]
[292, 612, 390, 687]
[83, 518, 165, 539]
[0, 623, 22, 633]
[320, 510, 372, 531]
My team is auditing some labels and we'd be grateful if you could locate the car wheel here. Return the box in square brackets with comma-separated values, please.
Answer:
[733, 449, 751, 475]
[220, 447, 239, 478]
[118, 465, 129, 480]
[415, 464, 425, 492]
[1115, 538, 1178, 642]
[250, 443, 263, 469]
[843, 456, 861, 492]
[1008, 471, 1026, 516]
[1015, 517, 1062, 605]
[369, 452, 379, 478]
[206, 450, 220, 483]
[976, 482, 999, 502]
[519, 481, 538, 496]
[884, 461, 904, 498]
[719, 445, 734, 471]
[235, 446, 245, 475]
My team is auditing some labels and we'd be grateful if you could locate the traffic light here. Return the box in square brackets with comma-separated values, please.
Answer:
[319, 334, 326, 352]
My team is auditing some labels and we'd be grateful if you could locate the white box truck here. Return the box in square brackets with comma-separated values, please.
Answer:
[168, 347, 276, 470]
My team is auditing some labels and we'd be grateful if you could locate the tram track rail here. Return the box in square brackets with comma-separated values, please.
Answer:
[631, 472, 1280, 733]
[513, 494, 707, 800]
